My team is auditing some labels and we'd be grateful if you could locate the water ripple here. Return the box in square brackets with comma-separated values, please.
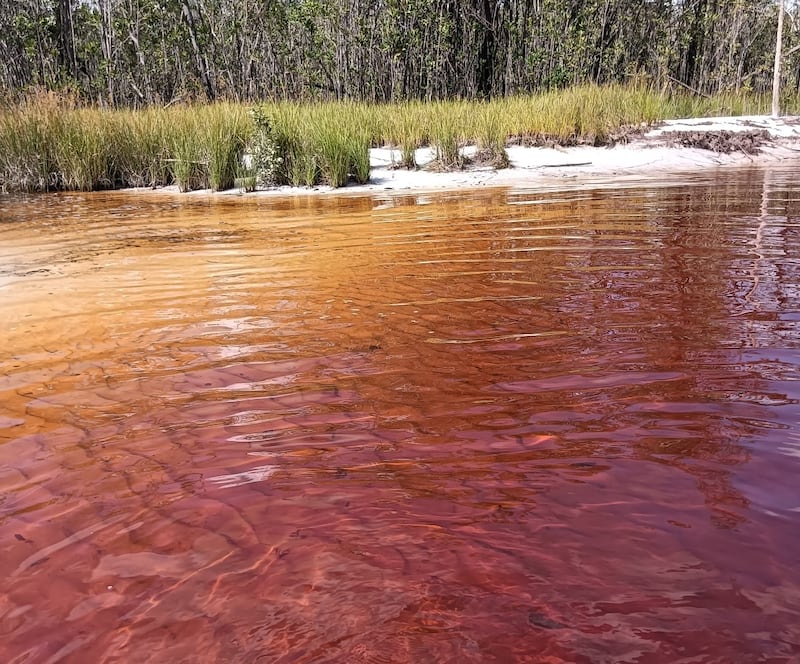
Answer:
[1, 170, 800, 661]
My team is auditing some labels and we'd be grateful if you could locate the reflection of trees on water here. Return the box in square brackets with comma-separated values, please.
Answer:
[556, 170, 799, 527]
[745, 168, 800, 335]
[366, 173, 799, 526]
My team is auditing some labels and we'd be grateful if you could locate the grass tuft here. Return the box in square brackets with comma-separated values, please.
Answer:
[204, 104, 251, 192]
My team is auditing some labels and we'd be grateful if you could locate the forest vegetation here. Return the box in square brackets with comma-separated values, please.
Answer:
[0, 1, 798, 192]
[1, 0, 797, 105]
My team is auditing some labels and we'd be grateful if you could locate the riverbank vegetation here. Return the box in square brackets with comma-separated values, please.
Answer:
[2, 84, 799, 193]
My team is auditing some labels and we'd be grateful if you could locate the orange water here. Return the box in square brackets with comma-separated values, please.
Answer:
[1, 171, 800, 662]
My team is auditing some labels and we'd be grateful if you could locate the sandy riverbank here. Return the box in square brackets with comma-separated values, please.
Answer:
[133, 115, 800, 199]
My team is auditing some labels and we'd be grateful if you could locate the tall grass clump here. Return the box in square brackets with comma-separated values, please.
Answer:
[383, 102, 427, 169]
[500, 85, 618, 145]
[428, 101, 466, 170]
[338, 102, 372, 185]
[253, 102, 371, 188]
[472, 101, 510, 168]
[314, 118, 351, 187]
[311, 103, 371, 186]
[107, 108, 171, 188]
[495, 84, 672, 146]
[168, 110, 207, 192]
[51, 109, 114, 190]
[313, 103, 371, 186]
[0, 98, 58, 192]
[202, 103, 252, 192]
[268, 103, 318, 186]
[165, 103, 251, 192]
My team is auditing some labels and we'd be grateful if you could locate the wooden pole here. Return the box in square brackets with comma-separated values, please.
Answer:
[772, 0, 785, 118]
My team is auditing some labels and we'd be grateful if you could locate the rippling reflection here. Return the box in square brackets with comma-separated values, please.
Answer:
[1, 169, 800, 662]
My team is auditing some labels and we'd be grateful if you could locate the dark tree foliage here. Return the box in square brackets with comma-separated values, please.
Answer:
[0, 0, 795, 105]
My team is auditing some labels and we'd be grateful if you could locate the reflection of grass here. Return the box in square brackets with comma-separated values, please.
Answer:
[1, 85, 798, 192]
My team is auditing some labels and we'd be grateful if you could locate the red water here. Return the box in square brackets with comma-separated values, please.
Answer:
[1, 170, 800, 663]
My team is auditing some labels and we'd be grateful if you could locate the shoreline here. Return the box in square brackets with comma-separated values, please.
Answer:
[124, 115, 800, 200]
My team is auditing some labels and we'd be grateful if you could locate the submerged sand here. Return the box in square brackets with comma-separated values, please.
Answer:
[138, 115, 800, 198]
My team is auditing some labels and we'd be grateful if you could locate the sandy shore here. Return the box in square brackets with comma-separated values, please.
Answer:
[136, 115, 800, 199]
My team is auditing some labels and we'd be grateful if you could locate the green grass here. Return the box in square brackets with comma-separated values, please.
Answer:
[251, 102, 371, 187]
[473, 102, 511, 168]
[1, 84, 799, 193]
[204, 104, 251, 192]
[170, 113, 206, 192]
[108, 109, 171, 188]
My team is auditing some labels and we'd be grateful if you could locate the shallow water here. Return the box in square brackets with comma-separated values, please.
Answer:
[1, 169, 800, 663]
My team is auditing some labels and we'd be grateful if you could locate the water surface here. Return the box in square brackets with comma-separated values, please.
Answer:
[1, 170, 800, 663]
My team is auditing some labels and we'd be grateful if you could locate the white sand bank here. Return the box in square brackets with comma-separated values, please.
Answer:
[361, 115, 800, 194]
[140, 115, 800, 199]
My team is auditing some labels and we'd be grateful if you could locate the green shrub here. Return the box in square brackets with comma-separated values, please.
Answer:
[248, 107, 283, 187]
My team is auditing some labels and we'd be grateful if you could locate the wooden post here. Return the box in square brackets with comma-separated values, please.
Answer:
[772, 0, 785, 118]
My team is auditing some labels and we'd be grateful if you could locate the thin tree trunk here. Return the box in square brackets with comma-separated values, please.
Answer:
[182, 0, 215, 100]
[55, 0, 77, 79]
[772, 0, 785, 117]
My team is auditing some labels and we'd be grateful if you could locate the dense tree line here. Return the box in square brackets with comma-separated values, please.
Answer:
[0, 0, 797, 105]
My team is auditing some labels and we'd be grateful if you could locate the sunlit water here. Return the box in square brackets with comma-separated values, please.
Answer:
[1, 169, 800, 663]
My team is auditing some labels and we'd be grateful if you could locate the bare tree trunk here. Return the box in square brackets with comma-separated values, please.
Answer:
[772, 0, 785, 117]
[55, 0, 77, 80]
[99, 0, 114, 104]
[182, 0, 215, 100]
[477, 0, 496, 98]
